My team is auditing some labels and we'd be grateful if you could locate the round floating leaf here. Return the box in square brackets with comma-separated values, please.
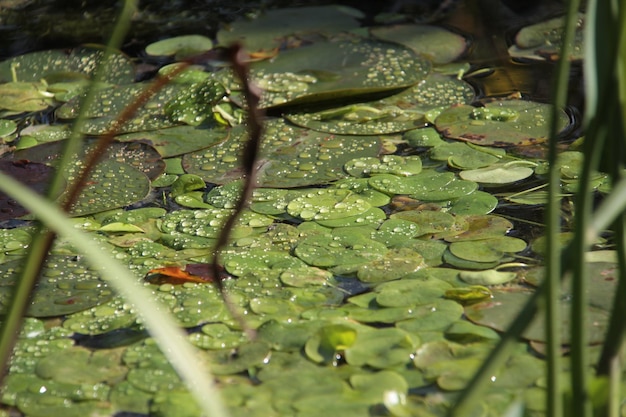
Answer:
[375, 277, 452, 307]
[0, 256, 113, 317]
[0, 81, 56, 112]
[35, 346, 127, 385]
[444, 214, 513, 242]
[145, 35, 213, 58]
[286, 73, 474, 135]
[304, 323, 358, 364]
[448, 191, 498, 215]
[357, 248, 425, 283]
[449, 236, 527, 263]
[395, 299, 464, 332]
[56, 83, 186, 134]
[287, 188, 371, 221]
[429, 142, 503, 169]
[183, 120, 381, 187]
[216, 6, 364, 52]
[509, 14, 585, 61]
[116, 123, 229, 157]
[0, 47, 134, 84]
[465, 288, 609, 343]
[435, 99, 570, 147]
[345, 155, 422, 178]
[164, 78, 226, 126]
[369, 171, 476, 201]
[64, 160, 151, 217]
[459, 269, 517, 286]
[391, 209, 458, 238]
[345, 327, 419, 368]
[460, 161, 535, 185]
[370, 24, 468, 64]
[294, 231, 387, 270]
[249, 38, 430, 108]
[14, 139, 165, 180]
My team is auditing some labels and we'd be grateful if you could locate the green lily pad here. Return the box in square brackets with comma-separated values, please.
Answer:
[164, 78, 226, 126]
[287, 188, 371, 221]
[370, 24, 468, 64]
[435, 99, 570, 147]
[458, 269, 518, 286]
[64, 160, 151, 217]
[395, 299, 464, 332]
[345, 155, 422, 178]
[460, 161, 535, 185]
[62, 296, 137, 335]
[509, 13, 585, 61]
[0, 256, 113, 317]
[56, 83, 186, 134]
[183, 120, 381, 188]
[145, 35, 213, 58]
[216, 6, 364, 53]
[249, 38, 430, 109]
[444, 214, 513, 242]
[294, 229, 387, 270]
[14, 139, 165, 180]
[448, 191, 499, 215]
[116, 123, 229, 157]
[429, 141, 504, 170]
[357, 248, 425, 283]
[346, 327, 419, 368]
[465, 288, 609, 343]
[285, 73, 474, 135]
[304, 323, 358, 364]
[0, 81, 55, 112]
[35, 346, 127, 385]
[369, 171, 477, 201]
[0, 47, 134, 84]
[449, 236, 527, 263]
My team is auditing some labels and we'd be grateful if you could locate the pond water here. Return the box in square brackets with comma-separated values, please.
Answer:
[1, 2, 614, 417]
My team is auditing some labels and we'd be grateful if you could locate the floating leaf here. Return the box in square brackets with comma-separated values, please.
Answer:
[0, 256, 113, 317]
[145, 35, 213, 58]
[0, 81, 55, 112]
[216, 6, 364, 53]
[508, 14, 585, 61]
[371, 24, 468, 64]
[0, 47, 134, 84]
[248, 38, 430, 108]
[435, 99, 570, 147]
[460, 161, 535, 185]
[183, 119, 381, 188]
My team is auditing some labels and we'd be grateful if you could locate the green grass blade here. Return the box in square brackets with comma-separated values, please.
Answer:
[0, 171, 231, 417]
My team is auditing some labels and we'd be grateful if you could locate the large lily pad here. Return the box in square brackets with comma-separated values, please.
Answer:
[216, 6, 364, 53]
[182, 119, 381, 188]
[0, 47, 134, 84]
[248, 38, 430, 109]
[0, 256, 113, 317]
[285, 73, 474, 135]
[508, 13, 585, 61]
[370, 24, 468, 64]
[435, 99, 570, 147]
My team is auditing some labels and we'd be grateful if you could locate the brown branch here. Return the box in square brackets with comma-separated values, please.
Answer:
[210, 44, 264, 339]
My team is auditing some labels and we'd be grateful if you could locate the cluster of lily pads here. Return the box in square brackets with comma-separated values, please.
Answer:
[0, 4, 619, 417]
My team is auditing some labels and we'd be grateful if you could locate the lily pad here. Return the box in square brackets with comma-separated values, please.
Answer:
[449, 236, 527, 263]
[345, 155, 422, 178]
[249, 38, 430, 108]
[435, 99, 570, 147]
[0, 256, 113, 317]
[345, 328, 419, 368]
[509, 13, 585, 61]
[287, 188, 371, 221]
[294, 230, 387, 270]
[183, 119, 381, 188]
[460, 161, 536, 185]
[370, 24, 468, 64]
[0, 81, 55, 112]
[0, 47, 134, 84]
[64, 159, 151, 217]
[116, 123, 229, 157]
[216, 6, 364, 53]
[465, 288, 609, 343]
[285, 73, 474, 135]
[145, 35, 213, 58]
